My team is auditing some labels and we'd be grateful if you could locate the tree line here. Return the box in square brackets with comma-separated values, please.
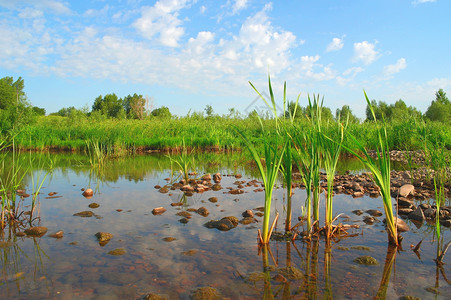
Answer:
[1, 75, 450, 134]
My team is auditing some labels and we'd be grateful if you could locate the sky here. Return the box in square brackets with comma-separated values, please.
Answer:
[1, 0, 450, 118]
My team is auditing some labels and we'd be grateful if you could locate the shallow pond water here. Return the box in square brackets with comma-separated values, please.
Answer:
[0, 153, 450, 299]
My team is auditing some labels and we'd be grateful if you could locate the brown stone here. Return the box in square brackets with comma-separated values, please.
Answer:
[152, 207, 166, 215]
[82, 188, 94, 198]
[24, 227, 48, 237]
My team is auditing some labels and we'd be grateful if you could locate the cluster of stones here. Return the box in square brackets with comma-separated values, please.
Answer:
[396, 184, 451, 227]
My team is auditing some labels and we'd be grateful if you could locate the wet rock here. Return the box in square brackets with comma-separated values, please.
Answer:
[229, 189, 244, 195]
[190, 286, 221, 300]
[95, 232, 113, 245]
[399, 296, 421, 300]
[196, 207, 209, 217]
[408, 206, 425, 222]
[152, 207, 166, 215]
[272, 274, 287, 283]
[82, 188, 94, 198]
[363, 216, 376, 224]
[352, 182, 364, 192]
[159, 187, 169, 193]
[181, 185, 194, 192]
[108, 248, 126, 256]
[73, 211, 94, 217]
[48, 192, 57, 196]
[88, 202, 100, 209]
[397, 197, 413, 207]
[440, 219, 451, 227]
[352, 209, 364, 216]
[179, 218, 189, 224]
[205, 216, 238, 231]
[395, 217, 410, 232]
[398, 208, 414, 215]
[176, 211, 192, 218]
[399, 184, 414, 197]
[369, 190, 380, 197]
[208, 197, 218, 203]
[242, 210, 254, 218]
[24, 227, 48, 237]
[15, 232, 26, 237]
[366, 209, 383, 217]
[162, 237, 176, 242]
[170, 202, 183, 207]
[201, 174, 212, 181]
[143, 293, 168, 300]
[154, 185, 161, 189]
[354, 256, 378, 265]
[239, 217, 256, 225]
[235, 174, 242, 178]
[49, 230, 64, 239]
[352, 192, 364, 198]
[213, 173, 222, 183]
[212, 184, 222, 191]
[423, 207, 436, 218]
[419, 203, 430, 210]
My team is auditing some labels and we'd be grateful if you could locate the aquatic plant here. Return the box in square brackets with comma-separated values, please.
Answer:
[321, 118, 345, 237]
[343, 91, 399, 246]
[236, 76, 286, 244]
[166, 139, 195, 183]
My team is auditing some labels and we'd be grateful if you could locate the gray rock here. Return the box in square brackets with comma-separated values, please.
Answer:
[399, 184, 414, 197]
[423, 208, 436, 218]
[408, 206, 425, 222]
[395, 217, 410, 232]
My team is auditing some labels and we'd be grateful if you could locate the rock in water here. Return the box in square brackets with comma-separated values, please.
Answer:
[399, 184, 414, 197]
[395, 217, 410, 232]
[49, 230, 64, 238]
[213, 173, 222, 183]
[408, 206, 425, 222]
[95, 232, 113, 245]
[73, 211, 94, 217]
[152, 207, 166, 215]
[354, 256, 378, 265]
[191, 287, 221, 300]
[24, 227, 48, 237]
[82, 188, 94, 198]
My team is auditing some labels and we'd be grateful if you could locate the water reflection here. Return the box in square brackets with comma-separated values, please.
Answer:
[0, 152, 449, 298]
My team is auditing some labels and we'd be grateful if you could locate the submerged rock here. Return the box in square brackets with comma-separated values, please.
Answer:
[408, 206, 425, 222]
[88, 203, 100, 209]
[142, 293, 168, 300]
[366, 209, 383, 217]
[24, 227, 48, 237]
[73, 211, 94, 217]
[213, 173, 222, 183]
[108, 248, 126, 256]
[352, 210, 364, 216]
[354, 256, 378, 265]
[196, 207, 209, 217]
[152, 207, 166, 215]
[242, 209, 254, 218]
[190, 287, 222, 300]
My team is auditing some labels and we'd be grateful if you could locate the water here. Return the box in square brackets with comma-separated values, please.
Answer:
[0, 153, 450, 299]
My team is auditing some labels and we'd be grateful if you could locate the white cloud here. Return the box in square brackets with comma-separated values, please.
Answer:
[412, 0, 436, 6]
[383, 58, 407, 77]
[232, 0, 248, 14]
[133, 0, 193, 47]
[353, 41, 379, 65]
[336, 67, 364, 86]
[0, 0, 71, 14]
[200, 5, 206, 14]
[326, 37, 344, 52]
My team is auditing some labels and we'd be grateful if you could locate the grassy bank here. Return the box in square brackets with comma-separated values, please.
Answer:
[8, 114, 451, 153]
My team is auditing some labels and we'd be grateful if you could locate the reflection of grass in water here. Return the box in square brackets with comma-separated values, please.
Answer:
[0, 227, 49, 295]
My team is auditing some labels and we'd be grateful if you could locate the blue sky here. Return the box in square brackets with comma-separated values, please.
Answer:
[1, 0, 450, 118]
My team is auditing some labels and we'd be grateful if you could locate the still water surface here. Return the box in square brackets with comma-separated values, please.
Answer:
[0, 153, 450, 299]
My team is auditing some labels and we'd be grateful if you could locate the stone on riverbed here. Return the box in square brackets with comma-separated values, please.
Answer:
[95, 232, 113, 246]
[354, 255, 378, 265]
[24, 226, 48, 237]
[191, 287, 222, 300]
[408, 206, 425, 222]
[73, 211, 94, 217]
[204, 216, 238, 231]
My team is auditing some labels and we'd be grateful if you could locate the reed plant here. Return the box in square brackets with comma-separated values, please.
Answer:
[236, 76, 286, 244]
[321, 119, 345, 237]
[166, 139, 195, 183]
[343, 91, 398, 246]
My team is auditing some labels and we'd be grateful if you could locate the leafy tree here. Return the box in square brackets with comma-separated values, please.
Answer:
[335, 105, 360, 123]
[0, 76, 33, 132]
[204, 104, 214, 118]
[365, 99, 421, 122]
[151, 106, 171, 118]
[52, 106, 77, 117]
[284, 101, 304, 119]
[92, 93, 124, 118]
[425, 89, 451, 124]
[32, 106, 46, 116]
[123, 93, 147, 120]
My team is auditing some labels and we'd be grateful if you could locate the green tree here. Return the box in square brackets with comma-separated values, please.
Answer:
[92, 93, 124, 118]
[204, 104, 214, 118]
[32, 106, 46, 116]
[123, 93, 147, 119]
[0, 76, 33, 132]
[335, 105, 359, 123]
[425, 89, 451, 124]
[151, 106, 171, 118]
